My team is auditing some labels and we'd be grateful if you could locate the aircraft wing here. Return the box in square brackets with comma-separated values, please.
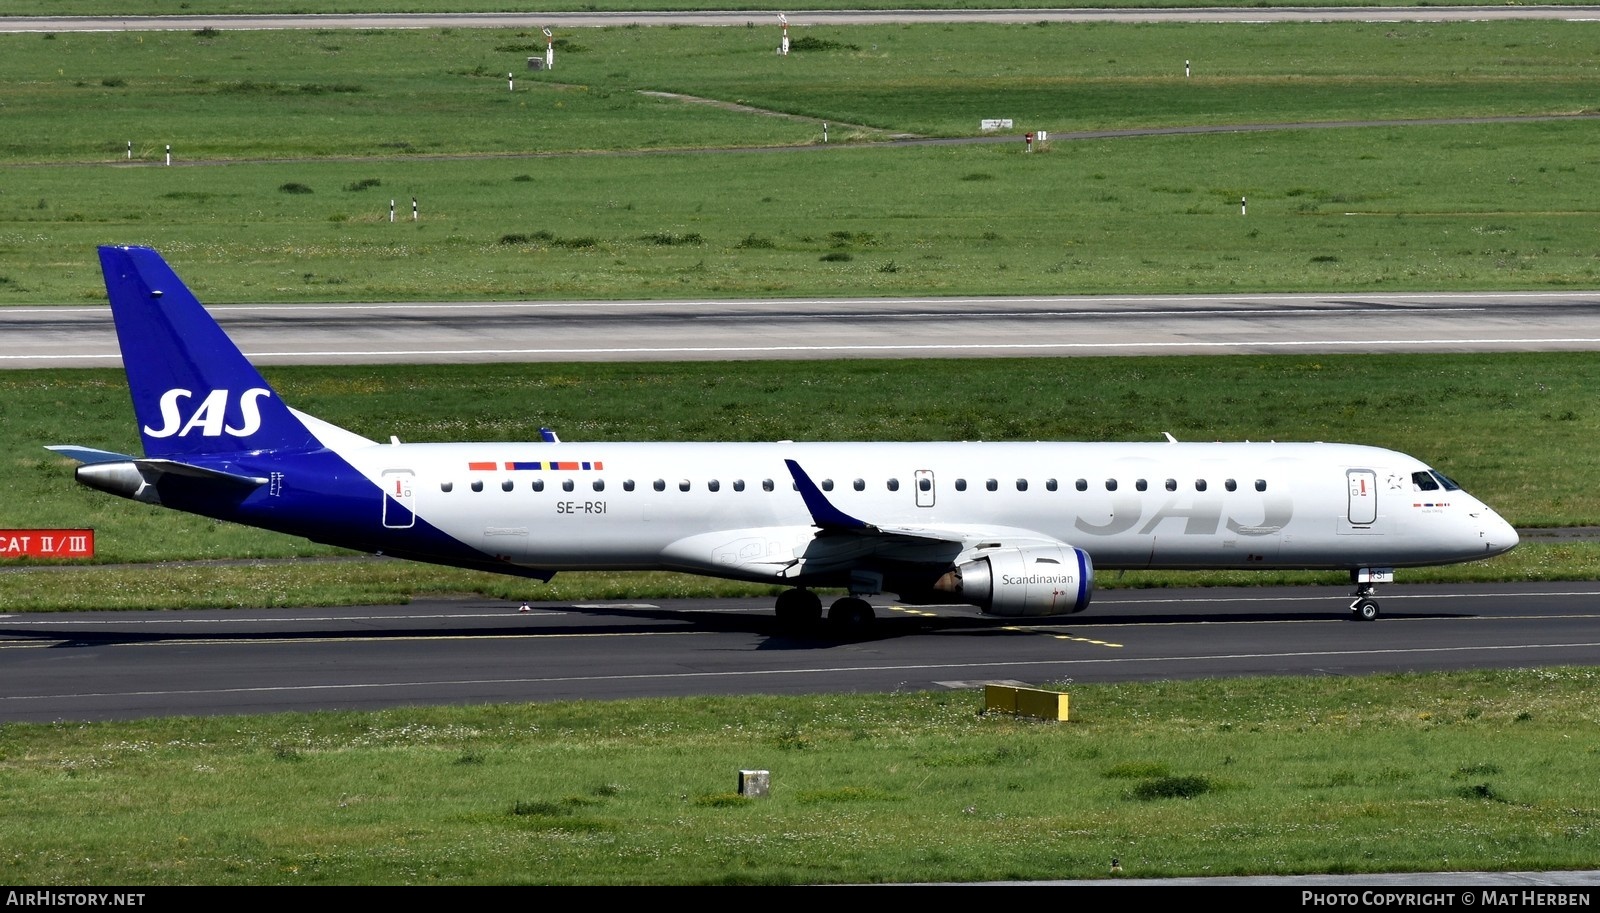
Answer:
[656, 461, 1075, 585]
[769, 459, 1073, 578]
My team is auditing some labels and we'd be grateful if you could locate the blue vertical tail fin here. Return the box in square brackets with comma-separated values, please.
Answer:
[99, 245, 318, 458]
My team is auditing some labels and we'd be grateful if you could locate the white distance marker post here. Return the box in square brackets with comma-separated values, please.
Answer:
[779, 13, 789, 55]
[389, 199, 395, 223]
[412, 197, 418, 221]
[127, 141, 132, 160]
[508, 72, 514, 91]
[1186, 59, 1191, 78]
[544, 28, 554, 71]
[1241, 196, 1247, 216]
[164, 144, 171, 166]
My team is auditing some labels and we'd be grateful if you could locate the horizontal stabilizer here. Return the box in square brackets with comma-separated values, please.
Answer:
[45, 445, 136, 465]
[135, 459, 269, 486]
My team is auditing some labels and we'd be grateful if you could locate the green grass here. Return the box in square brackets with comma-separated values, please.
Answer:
[3, 668, 1598, 884]
[5, 22, 1595, 164]
[9, 121, 1600, 303]
[5, 21, 1600, 302]
[2, 351, 1595, 608]
[14, 0, 1596, 15]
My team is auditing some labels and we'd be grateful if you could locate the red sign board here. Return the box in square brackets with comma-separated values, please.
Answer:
[0, 529, 95, 558]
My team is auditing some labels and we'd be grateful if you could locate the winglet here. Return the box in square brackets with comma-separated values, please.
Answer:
[784, 459, 873, 532]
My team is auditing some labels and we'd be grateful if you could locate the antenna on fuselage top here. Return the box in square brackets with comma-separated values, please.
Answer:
[540, 427, 561, 443]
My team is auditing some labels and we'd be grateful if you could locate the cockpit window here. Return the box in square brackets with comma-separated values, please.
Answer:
[1412, 471, 1440, 492]
[1433, 471, 1461, 491]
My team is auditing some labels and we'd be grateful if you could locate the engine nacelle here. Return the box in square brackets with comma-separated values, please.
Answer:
[932, 545, 1094, 617]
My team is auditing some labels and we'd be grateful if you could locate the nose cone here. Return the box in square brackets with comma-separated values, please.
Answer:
[1477, 507, 1519, 557]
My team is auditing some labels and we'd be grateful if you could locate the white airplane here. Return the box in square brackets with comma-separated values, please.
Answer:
[52, 246, 1518, 629]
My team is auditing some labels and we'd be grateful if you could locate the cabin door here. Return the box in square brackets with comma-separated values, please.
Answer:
[382, 469, 416, 529]
[1346, 469, 1377, 527]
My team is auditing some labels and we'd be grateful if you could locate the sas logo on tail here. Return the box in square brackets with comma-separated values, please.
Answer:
[144, 388, 272, 438]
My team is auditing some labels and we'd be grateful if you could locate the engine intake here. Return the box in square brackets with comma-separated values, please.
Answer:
[933, 545, 1094, 617]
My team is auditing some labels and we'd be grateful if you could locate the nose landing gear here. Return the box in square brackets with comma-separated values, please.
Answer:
[1350, 591, 1380, 621]
[1348, 568, 1392, 621]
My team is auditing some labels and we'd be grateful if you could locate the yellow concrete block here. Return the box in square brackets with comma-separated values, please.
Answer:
[1017, 689, 1069, 722]
[984, 684, 1019, 713]
[984, 685, 1068, 721]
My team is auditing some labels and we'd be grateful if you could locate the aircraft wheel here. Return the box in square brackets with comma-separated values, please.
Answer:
[1352, 599, 1380, 622]
[828, 597, 875, 631]
[775, 589, 822, 629]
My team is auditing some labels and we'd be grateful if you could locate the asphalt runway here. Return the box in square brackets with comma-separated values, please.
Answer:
[7, 289, 1600, 367]
[3, 580, 1597, 723]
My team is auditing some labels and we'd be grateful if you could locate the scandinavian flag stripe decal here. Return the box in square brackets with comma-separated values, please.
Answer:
[468, 461, 603, 471]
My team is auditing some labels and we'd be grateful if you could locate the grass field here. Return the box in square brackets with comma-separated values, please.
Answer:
[4, 669, 1597, 884]
[3, 21, 1600, 301]
[16, 0, 1597, 16]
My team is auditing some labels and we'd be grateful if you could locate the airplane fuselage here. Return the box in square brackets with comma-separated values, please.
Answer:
[190, 439, 1513, 583]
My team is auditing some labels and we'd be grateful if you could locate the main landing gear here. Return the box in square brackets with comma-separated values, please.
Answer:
[774, 588, 876, 634]
[827, 596, 875, 630]
[774, 588, 821, 628]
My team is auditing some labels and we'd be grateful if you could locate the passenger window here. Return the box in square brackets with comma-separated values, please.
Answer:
[532, 479, 544, 493]
[919, 478, 932, 491]
[1046, 479, 1058, 491]
[1075, 479, 1087, 491]
[1136, 479, 1148, 491]
[708, 480, 720, 492]
[887, 479, 900, 492]
[502, 480, 514, 492]
[763, 479, 775, 492]
[821, 479, 834, 491]
[986, 479, 998, 491]
[441, 481, 453, 493]
[679, 480, 690, 492]
[654, 479, 665, 492]
[1165, 479, 1177, 492]
[1225, 479, 1237, 492]
[562, 479, 574, 492]
[471, 480, 483, 492]
[623, 480, 635, 492]
[1015, 479, 1028, 491]
[1195, 479, 1207, 492]
[593, 480, 604, 492]
[1106, 479, 1118, 492]
[733, 480, 745, 492]
[1255, 479, 1267, 492]
[955, 479, 967, 492]
[853, 479, 865, 491]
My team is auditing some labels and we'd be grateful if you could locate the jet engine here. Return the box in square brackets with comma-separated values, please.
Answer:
[932, 545, 1094, 617]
